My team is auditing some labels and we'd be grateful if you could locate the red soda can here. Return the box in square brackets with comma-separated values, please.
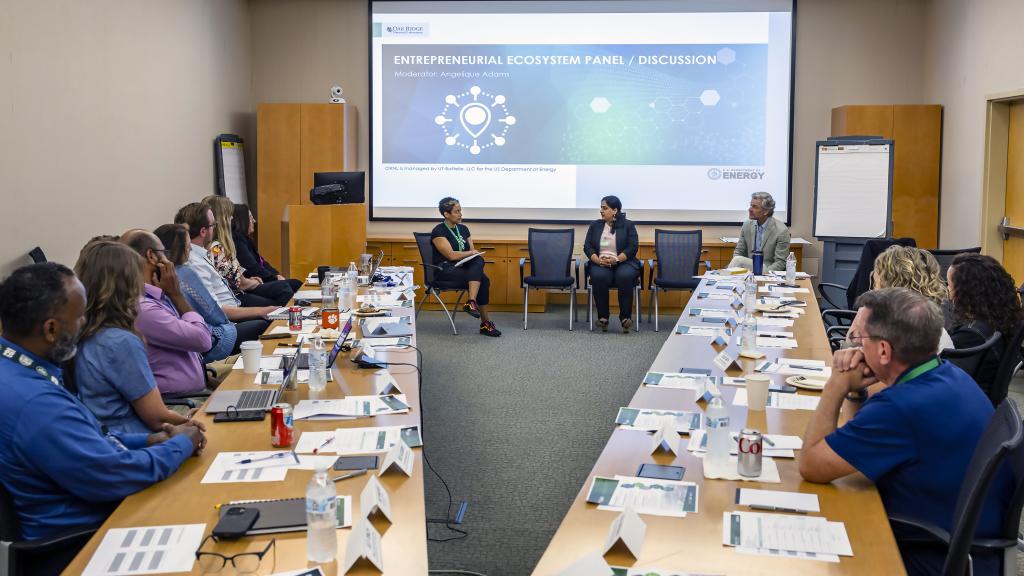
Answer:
[737, 428, 763, 477]
[270, 403, 293, 447]
[288, 306, 303, 332]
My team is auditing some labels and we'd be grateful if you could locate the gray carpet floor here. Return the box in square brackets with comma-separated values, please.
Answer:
[414, 307, 670, 576]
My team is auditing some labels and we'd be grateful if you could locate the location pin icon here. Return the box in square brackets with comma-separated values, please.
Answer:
[459, 103, 491, 139]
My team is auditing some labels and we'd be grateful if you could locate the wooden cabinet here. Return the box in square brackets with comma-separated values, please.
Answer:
[831, 105, 942, 248]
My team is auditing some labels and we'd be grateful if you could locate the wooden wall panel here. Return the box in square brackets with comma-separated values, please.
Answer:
[1005, 102, 1024, 284]
[831, 105, 893, 139]
[284, 204, 367, 279]
[256, 104, 301, 267]
[299, 104, 346, 203]
[892, 105, 942, 248]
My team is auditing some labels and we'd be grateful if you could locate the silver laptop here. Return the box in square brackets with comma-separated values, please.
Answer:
[204, 351, 298, 413]
[359, 250, 385, 286]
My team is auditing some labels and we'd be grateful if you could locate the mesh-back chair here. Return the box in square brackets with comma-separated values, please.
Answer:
[413, 232, 467, 335]
[928, 247, 982, 277]
[584, 263, 642, 332]
[888, 398, 1023, 576]
[520, 228, 578, 330]
[987, 324, 1024, 407]
[27, 247, 46, 264]
[941, 332, 1003, 389]
[1, 481, 96, 576]
[647, 230, 711, 332]
[822, 309, 857, 352]
[818, 237, 917, 311]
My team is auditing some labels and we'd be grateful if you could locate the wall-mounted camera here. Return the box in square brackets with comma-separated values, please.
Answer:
[330, 86, 346, 104]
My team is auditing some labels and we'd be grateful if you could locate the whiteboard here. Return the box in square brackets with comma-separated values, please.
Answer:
[812, 142, 893, 239]
[215, 135, 248, 205]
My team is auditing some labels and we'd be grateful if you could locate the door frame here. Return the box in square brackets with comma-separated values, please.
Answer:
[982, 89, 1024, 259]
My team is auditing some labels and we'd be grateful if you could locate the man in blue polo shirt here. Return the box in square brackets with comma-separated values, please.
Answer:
[799, 287, 1009, 575]
[0, 263, 206, 573]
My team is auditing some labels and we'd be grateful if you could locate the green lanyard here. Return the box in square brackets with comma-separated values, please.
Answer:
[0, 342, 63, 387]
[446, 224, 466, 251]
[894, 357, 941, 386]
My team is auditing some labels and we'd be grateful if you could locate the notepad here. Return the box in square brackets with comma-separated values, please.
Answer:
[216, 496, 352, 534]
[736, 488, 820, 513]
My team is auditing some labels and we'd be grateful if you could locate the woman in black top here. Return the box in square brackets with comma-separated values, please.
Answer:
[584, 196, 641, 333]
[946, 253, 1023, 401]
[231, 204, 302, 294]
[430, 197, 501, 337]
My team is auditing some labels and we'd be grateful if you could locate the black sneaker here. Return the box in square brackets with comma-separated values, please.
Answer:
[480, 321, 501, 337]
[463, 300, 481, 318]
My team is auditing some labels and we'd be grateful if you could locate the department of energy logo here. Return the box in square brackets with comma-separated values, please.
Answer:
[434, 86, 516, 155]
[707, 168, 722, 180]
[707, 168, 766, 180]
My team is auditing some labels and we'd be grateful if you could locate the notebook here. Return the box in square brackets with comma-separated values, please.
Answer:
[217, 496, 351, 534]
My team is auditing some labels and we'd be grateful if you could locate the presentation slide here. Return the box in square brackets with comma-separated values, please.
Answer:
[371, 1, 794, 223]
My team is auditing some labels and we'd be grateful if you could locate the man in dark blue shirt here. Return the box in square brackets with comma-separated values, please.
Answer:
[799, 287, 1009, 575]
[0, 263, 205, 552]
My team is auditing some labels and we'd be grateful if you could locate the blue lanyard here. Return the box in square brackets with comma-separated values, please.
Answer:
[0, 343, 62, 387]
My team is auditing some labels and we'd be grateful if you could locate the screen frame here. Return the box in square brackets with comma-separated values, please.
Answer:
[367, 0, 797, 227]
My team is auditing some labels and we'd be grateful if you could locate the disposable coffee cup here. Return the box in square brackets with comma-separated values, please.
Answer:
[746, 373, 771, 411]
[240, 341, 262, 374]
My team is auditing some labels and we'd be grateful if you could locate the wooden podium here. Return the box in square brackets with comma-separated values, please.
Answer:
[281, 203, 367, 279]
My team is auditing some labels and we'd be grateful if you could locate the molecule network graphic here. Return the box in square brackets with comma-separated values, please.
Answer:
[434, 86, 516, 155]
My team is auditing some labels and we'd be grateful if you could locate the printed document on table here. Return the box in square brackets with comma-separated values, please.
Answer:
[294, 395, 410, 420]
[615, 407, 702, 432]
[687, 430, 797, 458]
[231, 355, 283, 371]
[757, 358, 832, 377]
[757, 336, 798, 349]
[733, 389, 820, 410]
[82, 523, 206, 576]
[675, 325, 721, 336]
[754, 317, 794, 328]
[723, 511, 853, 556]
[293, 289, 322, 301]
[642, 372, 709, 392]
[587, 475, 698, 517]
[297, 426, 403, 455]
[737, 489, 820, 513]
[201, 451, 297, 484]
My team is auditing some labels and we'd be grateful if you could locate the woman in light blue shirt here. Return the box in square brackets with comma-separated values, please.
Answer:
[73, 241, 193, 435]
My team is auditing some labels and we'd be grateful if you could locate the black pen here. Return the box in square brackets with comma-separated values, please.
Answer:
[748, 505, 806, 514]
[333, 469, 368, 483]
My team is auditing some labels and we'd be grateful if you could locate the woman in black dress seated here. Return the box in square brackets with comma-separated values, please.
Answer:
[946, 253, 1024, 399]
[430, 197, 501, 337]
[584, 195, 641, 333]
[231, 203, 302, 294]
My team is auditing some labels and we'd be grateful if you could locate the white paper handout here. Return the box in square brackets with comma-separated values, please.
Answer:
[703, 456, 782, 483]
[674, 325, 721, 337]
[293, 395, 411, 420]
[690, 308, 737, 319]
[342, 519, 384, 574]
[201, 451, 298, 484]
[757, 358, 832, 377]
[754, 317, 795, 328]
[615, 407, 702, 433]
[732, 389, 821, 410]
[82, 523, 206, 576]
[642, 371, 709, 392]
[756, 336, 798, 349]
[588, 476, 699, 518]
[723, 511, 852, 556]
[292, 426, 404, 455]
[687, 430, 799, 458]
[737, 488, 820, 513]
[758, 285, 810, 294]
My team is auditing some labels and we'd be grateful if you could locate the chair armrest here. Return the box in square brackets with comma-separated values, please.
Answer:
[887, 513, 951, 545]
[10, 525, 97, 554]
[822, 309, 857, 328]
[826, 325, 850, 338]
[163, 397, 197, 409]
[647, 259, 656, 289]
[519, 257, 527, 288]
[571, 257, 580, 289]
[970, 537, 1019, 551]
[704, 259, 713, 274]
[818, 282, 848, 310]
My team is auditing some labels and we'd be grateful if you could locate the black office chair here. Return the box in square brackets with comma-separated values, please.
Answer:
[646, 229, 711, 332]
[520, 228, 578, 330]
[583, 262, 642, 332]
[413, 232, 467, 335]
[941, 332, 1003, 387]
[888, 398, 1023, 576]
[27, 247, 46, 264]
[985, 324, 1024, 407]
[818, 237, 917, 311]
[0, 482, 96, 576]
[822, 309, 857, 352]
[928, 247, 982, 278]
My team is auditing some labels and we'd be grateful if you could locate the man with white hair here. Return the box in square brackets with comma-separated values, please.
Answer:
[728, 191, 791, 272]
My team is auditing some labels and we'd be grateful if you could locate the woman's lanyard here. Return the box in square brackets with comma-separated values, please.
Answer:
[446, 223, 466, 251]
[0, 342, 62, 387]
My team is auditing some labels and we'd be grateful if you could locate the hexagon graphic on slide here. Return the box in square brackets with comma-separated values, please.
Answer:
[589, 97, 612, 114]
[434, 86, 515, 155]
[700, 90, 721, 107]
[716, 47, 737, 66]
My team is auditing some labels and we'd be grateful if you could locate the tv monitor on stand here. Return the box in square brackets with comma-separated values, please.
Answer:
[310, 171, 365, 205]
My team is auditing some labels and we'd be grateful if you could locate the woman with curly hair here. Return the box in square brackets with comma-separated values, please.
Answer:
[871, 245, 954, 351]
[947, 253, 1024, 397]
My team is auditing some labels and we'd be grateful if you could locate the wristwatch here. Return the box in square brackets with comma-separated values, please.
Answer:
[845, 388, 868, 403]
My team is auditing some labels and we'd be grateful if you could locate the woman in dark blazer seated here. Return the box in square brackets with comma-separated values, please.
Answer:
[430, 197, 501, 337]
[946, 253, 1023, 398]
[585, 195, 641, 333]
[231, 203, 302, 294]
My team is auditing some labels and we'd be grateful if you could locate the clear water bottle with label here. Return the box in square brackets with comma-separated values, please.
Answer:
[743, 273, 757, 311]
[308, 335, 327, 392]
[320, 276, 335, 309]
[786, 252, 797, 284]
[740, 313, 757, 353]
[305, 462, 338, 563]
[346, 262, 359, 309]
[704, 396, 731, 470]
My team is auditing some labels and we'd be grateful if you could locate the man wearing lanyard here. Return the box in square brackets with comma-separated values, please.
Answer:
[728, 191, 791, 272]
[0, 263, 205, 573]
[799, 288, 1010, 576]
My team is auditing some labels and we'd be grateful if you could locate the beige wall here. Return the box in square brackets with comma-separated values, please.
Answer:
[249, 0, 930, 270]
[923, 0, 1024, 248]
[0, 0, 253, 277]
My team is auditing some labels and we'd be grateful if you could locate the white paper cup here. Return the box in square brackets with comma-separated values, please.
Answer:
[240, 341, 262, 374]
[746, 373, 771, 411]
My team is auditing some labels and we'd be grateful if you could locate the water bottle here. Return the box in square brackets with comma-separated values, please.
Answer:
[305, 463, 338, 563]
[308, 335, 327, 392]
[320, 275, 335, 309]
[741, 313, 757, 353]
[704, 396, 731, 470]
[743, 274, 757, 311]
[336, 274, 352, 312]
[785, 252, 797, 284]
[346, 262, 359, 310]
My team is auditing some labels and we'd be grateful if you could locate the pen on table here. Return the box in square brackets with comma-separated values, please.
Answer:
[277, 343, 300, 348]
[748, 505, 806, 514]
[333, 469, 368, 483]
[234, 451, 293, 465]
[787, 364, 824, 371]
[312, 437, 334, 454]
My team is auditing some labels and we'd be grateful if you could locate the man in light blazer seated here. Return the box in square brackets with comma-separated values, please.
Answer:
[728, 191, 791, 272]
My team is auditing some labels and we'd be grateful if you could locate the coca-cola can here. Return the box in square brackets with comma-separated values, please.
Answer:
[737, 428, 763, 477]
[270, 403, 293, 447]
[288, 306, 303, 332]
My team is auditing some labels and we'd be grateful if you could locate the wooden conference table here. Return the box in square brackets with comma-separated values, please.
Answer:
[64, 284, 428, 575]
[532, 276, 906, 575]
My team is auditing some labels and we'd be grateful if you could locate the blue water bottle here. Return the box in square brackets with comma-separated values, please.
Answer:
[752, 251, 764, 275]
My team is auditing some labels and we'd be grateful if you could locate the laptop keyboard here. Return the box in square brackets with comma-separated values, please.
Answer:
[237, 389, 274, 410]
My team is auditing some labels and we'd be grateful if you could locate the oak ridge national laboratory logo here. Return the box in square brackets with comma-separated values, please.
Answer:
[434, 86, 516, 155]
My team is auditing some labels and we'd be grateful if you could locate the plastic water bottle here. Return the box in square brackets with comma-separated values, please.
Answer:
[336, 274, 352, 312]
[320, 276, 335, 309]
[305, 463, 338, 563]
[743, 274, 757, 311]
[786, 252, 797, 284]
[346, 262, 359, 310]
[704, 396, 731, 470]
[741, 313, 757, 353]
[308, 335, 327, 392]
